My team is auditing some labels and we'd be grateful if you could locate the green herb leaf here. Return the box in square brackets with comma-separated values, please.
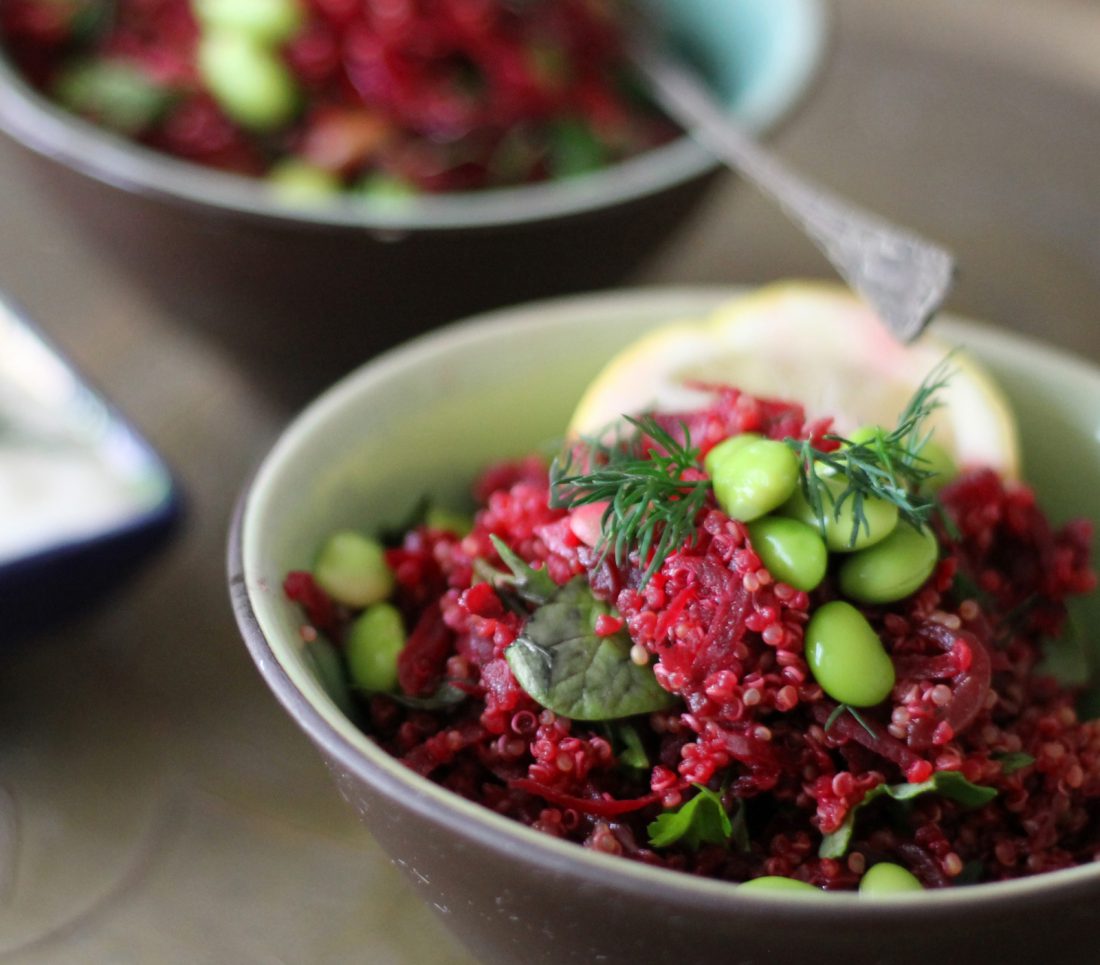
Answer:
[600, 720, 650, 770]
[505, 577, 677, 720]
[820, 771, 998, 859]
[550, 416, 710, 585]
[648, 785, 733, 849]
[786, 358, 954, 546]
[824, 703, 878, 739]
[387, 683, 469, 712]
[489, 534, 558, 605]
[991, 752, 1035, 776]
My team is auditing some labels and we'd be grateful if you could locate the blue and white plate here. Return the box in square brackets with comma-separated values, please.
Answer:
[0, 293, 181, 644]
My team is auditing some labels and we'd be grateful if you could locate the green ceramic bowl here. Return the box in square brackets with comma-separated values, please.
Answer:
[230, 287, 1100, 965]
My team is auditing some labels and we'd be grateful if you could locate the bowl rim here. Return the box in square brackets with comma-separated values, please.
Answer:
[0, 0, 828, 232]
[229, 284, 1100, 916]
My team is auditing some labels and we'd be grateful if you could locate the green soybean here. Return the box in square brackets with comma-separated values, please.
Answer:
[702, 432, 761, 478]
[805, 601, 895, 707]
[710, 438, 800, 522]
[739, 876, 820, 894]
[916, 439, 957, 493]
[313, 530, 394, 608]
[268, 159, 341, 202]
[838, 522, 938, 604]
[859, 862, 924, 894]
[425, 506, 474, 536]
[197, 31, 299, 131]
[780, 474, 898, 552]
[53, 59, 173, 135]
[747, 516, 827, 592]
[346, 603, 405, 693]
[192, 0, 304, 45]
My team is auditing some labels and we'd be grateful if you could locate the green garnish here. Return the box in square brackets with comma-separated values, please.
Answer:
[488, 534, 558, 605]
[824, 702, 878, 740]
[819, 771, 998, 859]
[786, 359, 954, 547]
[504, 577, 678, 720]
[991, 751, 1035, 775]
[550, 362, 954, 581]
[601, 720, 650, 770]
[550, 416, 711, 585]
[648, 785, 737, 850]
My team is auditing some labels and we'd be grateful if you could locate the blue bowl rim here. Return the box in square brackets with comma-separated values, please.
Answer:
[0, 0, 829, 232]
[0, 291, 182, 581]
[227, 284, 1100, 919]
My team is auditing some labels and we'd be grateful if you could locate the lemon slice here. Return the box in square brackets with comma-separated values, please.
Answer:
[569, 281, 1019, 478]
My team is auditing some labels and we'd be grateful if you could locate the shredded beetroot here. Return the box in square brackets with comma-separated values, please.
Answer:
[285, 390, 1100, 890]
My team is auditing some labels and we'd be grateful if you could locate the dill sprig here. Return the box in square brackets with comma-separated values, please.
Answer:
[785, 357, 955, 545]
[549, 357, 956, 582]
[549, 415, 710, 584]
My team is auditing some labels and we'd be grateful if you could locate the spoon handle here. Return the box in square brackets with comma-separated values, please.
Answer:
[628, 28, 955, 343]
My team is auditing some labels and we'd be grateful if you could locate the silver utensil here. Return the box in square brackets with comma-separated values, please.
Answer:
[628, 22, 955, 343]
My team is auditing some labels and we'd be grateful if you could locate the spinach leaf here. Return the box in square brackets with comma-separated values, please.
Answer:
[820, 771, 998, 858]
[489, 534, 558, 605]
[648, 785, 734, 850]
[388, 683, 468, 711]
[505, 577, 677, 721]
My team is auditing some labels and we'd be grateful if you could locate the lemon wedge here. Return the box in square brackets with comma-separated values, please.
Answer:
[568, 281, 1019, 478]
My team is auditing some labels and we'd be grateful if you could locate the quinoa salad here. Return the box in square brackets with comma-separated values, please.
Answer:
[2, 0, 677, 196]
[283, 367, 1099, 894]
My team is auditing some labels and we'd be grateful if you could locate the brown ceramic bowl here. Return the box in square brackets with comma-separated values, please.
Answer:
[0, 1, 826, 401]
[229, 287, 1100, 965]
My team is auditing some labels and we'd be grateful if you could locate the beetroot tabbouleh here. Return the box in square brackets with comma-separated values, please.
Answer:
[2, 0, 677, 192]
[286, 385, 1100, 890]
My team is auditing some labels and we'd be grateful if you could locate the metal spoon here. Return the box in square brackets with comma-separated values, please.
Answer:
[627, 21, 955, 343]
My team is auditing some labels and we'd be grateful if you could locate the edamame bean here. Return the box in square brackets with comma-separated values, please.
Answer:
[345, 602, 405, 693]
[805, 601, 895, 707]
[425, 506, 474, 536]
[54, 60, 172, 135]
[781, 474, 898, 552]
[268, 159, 341, 202]
[838, 522, 938, 604]
[703, 432, 761, 478]
[915, 439, 957, 493]
[192, 0, 304, 46]
[197, 32, 299, 131]
[710, 438, 800, 522]
[859, 862, 924, 894]
[313, 530, 394, 608]
[747, 516, 828, 592]
[739, 876, 820, 893]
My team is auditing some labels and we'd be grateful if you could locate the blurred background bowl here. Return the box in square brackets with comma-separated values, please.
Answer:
[0, 0, 826, 401]
[230, 286, 1100, 965]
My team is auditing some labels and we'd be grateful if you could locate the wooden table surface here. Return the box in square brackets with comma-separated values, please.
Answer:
[0, 1, 1097, 961]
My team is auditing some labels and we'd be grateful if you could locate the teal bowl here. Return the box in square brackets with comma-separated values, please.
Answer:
[230, 287, 1100, 965]
[0, 1, 827, 399]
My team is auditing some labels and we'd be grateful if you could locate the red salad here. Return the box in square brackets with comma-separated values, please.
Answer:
[1, 0, 677, 194]
[284, 381, 1100, 892]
